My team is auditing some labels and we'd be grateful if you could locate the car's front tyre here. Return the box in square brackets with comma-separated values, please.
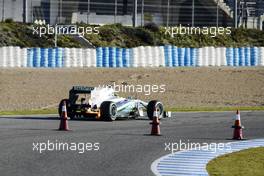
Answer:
[147, 100, 164, 120]
[100, 101, 117, 121]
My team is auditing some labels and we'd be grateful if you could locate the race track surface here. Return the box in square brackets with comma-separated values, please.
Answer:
[0, 111, 264, 176]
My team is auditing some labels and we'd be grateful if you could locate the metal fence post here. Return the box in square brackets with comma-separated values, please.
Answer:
[23, 0, 28, 23]
[133, 0, 138, 27]
[141, 0, 144, 26]
[192, 0, 194, 26]
[234, 0, 238, 28]
[59, 0, 62, 24]
[166, 0, 170, 27]
[31, 0, 33, 23]
[2, 0, 4, 22]
[114, 0, 117, 23]
[54, 24, 58, 48]
[216, 0, 219, 27]
[87, 0, 90, 24]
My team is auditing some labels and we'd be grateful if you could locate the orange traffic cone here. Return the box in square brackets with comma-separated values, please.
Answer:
[150, 109, 161, 136]
[232, 110, 244, 140]
[59, 101, 69, 131]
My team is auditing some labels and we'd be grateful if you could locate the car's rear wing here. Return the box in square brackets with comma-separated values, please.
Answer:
[70, 86, 95, 94]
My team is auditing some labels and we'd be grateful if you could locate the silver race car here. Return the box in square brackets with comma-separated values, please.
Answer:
[58, 86, 165, 121]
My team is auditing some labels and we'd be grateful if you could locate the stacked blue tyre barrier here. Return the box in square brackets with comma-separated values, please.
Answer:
[122, 48, 130, 67]
[96, 47, 103, 67]
[27, 48, 34, 67]
[102, 47, 109, 67]
[172, 46, 178, 67]
[178, 48, 185, 66]
[185, 48, 191, 66]
[56, 48, 63, 68]
[109, 47, 116, 67]
[164, 45, 173, 67]
[239, 48, 245, 66]
[26, 48, 64, 68]
[48, 48, 56, 68]
[41, 48, 48, 67]
[233, 48, 239, 66]
[225, 47, 260, 67]
[95, 47, 129, 68]
[163, 46, 263, 67]
[251, 47, 258, 66]
[164, 46, 195, 67]
[116, 48, 123, 67]
[2, 46, 263, 68]
[245, 47, 251, 66]
[226, 48, 234, 66]
[33, 48, 41, 67]
[190, 48, 197, 66]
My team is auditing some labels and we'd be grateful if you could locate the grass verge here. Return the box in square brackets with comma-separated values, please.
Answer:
[0, 109, 57, 116]
[207, 147, 264, 176]
[167, 106, 264, 112]
[2, 22, 264, 48]
[0, 106, 264, 116]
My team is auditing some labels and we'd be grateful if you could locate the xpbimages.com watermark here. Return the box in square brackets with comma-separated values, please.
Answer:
[32, 140, 100, 154]
[32, 24, 100, 37]
[165, 24, 232, 38]
[165, 140, 232, 153]
[98, 82, 166, 96]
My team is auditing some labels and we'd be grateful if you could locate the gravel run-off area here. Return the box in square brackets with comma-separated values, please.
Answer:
[0, 67, 263, 111]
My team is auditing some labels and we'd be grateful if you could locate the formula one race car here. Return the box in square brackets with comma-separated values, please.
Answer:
[58, 86, 164, 121]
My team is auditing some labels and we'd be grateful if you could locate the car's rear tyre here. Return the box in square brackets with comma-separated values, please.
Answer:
[100, 101, 117, 121]
[58, 99, 75, 120]
[147, 100, 164, 120]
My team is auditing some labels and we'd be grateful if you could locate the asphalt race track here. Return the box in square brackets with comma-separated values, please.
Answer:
[0, 111, 264, 176]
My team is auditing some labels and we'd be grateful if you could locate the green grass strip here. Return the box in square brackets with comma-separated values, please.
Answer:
[207, 147, 264, 176]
